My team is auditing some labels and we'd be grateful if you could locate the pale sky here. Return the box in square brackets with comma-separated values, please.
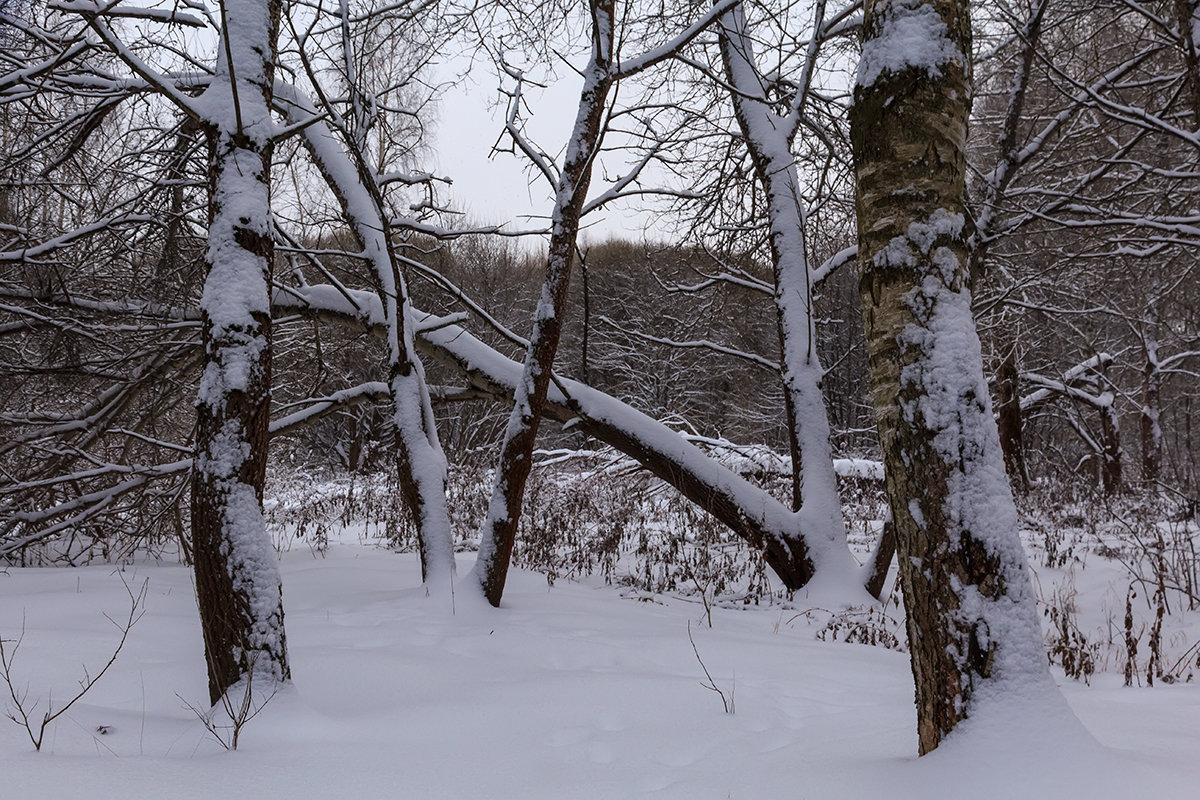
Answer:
[431, 61, 671, 247]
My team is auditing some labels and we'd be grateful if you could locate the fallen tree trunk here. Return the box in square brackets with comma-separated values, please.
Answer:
[277, 284, 861, 593]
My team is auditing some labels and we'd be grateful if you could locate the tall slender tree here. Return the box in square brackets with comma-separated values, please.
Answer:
[717, 0, 858, 587]
[473, 0, 748, 606]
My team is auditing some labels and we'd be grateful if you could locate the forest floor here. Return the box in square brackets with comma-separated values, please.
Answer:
[3, 523, 1200, 799]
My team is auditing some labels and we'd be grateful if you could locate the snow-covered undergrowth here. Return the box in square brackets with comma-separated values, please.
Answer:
[263, 449, 889, 607]
[262, 456, 1200, 682]
[5, 460, 1200, 797]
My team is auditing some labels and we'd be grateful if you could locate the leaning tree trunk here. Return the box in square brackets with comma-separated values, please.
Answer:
[474, 0, 615, 607]
[851, 0, 1050, 754]
[284, 90, 456, 586]
[717, 2, 853, 582]
[192, 0, 289, 705]
[278, 286, 826, 592]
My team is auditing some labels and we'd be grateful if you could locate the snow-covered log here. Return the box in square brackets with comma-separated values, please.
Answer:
[274, 280, 862, 592]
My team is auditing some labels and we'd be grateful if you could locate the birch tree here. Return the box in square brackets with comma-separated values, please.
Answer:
[850, 0, 1053, 752]
[276, 0, 462, 587]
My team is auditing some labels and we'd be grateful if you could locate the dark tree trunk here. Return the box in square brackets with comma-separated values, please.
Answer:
[192, 0, 289, 706]
[863, 518, 896, 600]
[1141, 346, 1161, 484]
[475, 0, 616, 607]
[580, 248, 590, 386]
[154, 117, 201, 301]
[1101, 400, 1123, 495]
[995, 350, 1029, 492]
[1174, 0, 1200, 128]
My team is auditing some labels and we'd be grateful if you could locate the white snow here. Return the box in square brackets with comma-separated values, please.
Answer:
[834, 458, 886, 481]
[219, 482, 287, 674]
[857, 0, 965, 87]
[3, 536, 1199, 798]
[890, 205, 1058, 718]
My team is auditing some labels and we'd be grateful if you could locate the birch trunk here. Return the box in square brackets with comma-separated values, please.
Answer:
[851, 0, 1051, 753]
[192, 0, 288, 705]
[474, 0, 615, 607]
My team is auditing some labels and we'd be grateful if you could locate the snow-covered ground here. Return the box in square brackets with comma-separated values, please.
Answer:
[3, 535, 1199, 799]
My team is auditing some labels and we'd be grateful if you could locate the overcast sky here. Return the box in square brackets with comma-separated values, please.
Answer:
[431, 61, 669, 247]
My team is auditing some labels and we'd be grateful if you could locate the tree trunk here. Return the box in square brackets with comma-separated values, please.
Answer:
[863, 517, 896, 600]
[192, 0, 289, 706]
[474, 0, 615, 607]
[284, 88, 456, 586]
[1174, 0, 1200, 128]
[154, 117, 201, 302]
[995, 349, 1029, 492]
[1100, 396, 1123, 495]
[851, 0, 1050, 754]
[718, 3, 851, 570]
[277, 285, 826, 591]
[1141, 342, 1162, 485]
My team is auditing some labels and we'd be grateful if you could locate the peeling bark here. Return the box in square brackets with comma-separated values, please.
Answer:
[851, 0, 1049, 754]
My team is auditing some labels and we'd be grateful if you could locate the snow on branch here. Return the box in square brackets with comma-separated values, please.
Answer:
[0, 379, 399, 557]
[1019, 353, 1114, 412]
[0, 213, 153, 262]
[612, 0, 741, 79]
[51, 1, 207, 28]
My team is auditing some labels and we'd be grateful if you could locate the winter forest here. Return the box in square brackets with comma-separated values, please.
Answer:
[1, 0, 1199, 795]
